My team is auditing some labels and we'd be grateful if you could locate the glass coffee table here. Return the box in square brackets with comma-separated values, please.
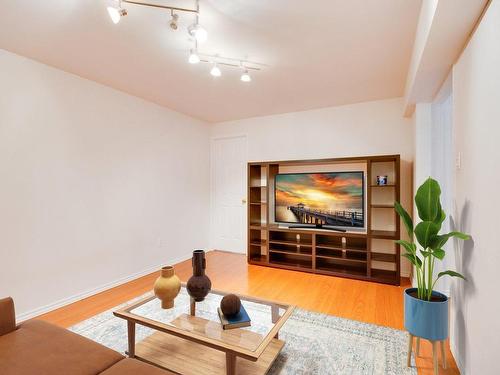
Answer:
[113, 284, 295, 375]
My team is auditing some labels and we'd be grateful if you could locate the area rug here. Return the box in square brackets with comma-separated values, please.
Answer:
[70, 290, 417, 375]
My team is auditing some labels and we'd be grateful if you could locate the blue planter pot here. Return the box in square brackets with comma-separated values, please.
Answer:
[404, 287, 449, 341]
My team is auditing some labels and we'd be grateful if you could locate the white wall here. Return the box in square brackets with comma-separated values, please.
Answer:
[413, 102, 433, 188]
[413, 78, 455, 294]
[211, 98, 414, 276]
[451, 1, 500, 373]
[412, 103, 432, 287]
[0, 49, 210, 319]
[430, 77, 454, 295]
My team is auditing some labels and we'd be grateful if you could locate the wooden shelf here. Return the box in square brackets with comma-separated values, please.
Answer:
[269, 259, 313, 270]
[249, 223, 267, 230]
[316, 255, 367, 264]
[248, 255, 267, 264]
[249, 239, 267, 246]
[370, 230, 398, 239]
[268, 239, 312, 247]
[370, 158, 398, 164]
[315, 244, 367, 253]
[371, 252, 397, 262]
[371, 269, 398, 284]
[249, 202, 267, 205]
[370, 184, 395, 187]
[267, 262, 314, 273]
[371, 204, 395, 208]
[269, 249, 312, 257]
[134, 331, 285, 375]
[316, 266, 367, 278]
[249, 225, 266, 230]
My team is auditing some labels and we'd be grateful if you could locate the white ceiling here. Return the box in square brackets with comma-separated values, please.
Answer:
[0, 0, 422, 122]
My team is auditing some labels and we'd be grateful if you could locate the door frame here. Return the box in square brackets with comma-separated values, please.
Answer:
[209, 134, 248, 253]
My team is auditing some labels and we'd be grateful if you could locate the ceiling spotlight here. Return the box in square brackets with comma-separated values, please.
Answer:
[241, 69, 251, 82]
[107, 1, 127, 24]
[188, 23, 208, 43]
[210, 63, 221, 77]
[188, 49, 200, 64]
[169, 10, 179, 30]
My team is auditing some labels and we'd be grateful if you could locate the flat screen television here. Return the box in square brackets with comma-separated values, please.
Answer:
[274, 171, 365, 228]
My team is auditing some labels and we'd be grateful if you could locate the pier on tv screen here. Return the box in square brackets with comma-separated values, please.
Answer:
[274, 171, 364, 227]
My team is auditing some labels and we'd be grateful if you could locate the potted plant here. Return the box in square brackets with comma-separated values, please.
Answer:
[395, 177, 470, 342]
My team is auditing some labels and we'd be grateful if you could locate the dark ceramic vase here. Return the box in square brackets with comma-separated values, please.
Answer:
[186, 250, 211, 302]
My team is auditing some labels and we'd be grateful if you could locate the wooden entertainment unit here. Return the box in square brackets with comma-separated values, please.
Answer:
[247, 155, 401, 285]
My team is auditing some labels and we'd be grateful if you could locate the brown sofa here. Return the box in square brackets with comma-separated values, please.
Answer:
[0, 297, 173, 375]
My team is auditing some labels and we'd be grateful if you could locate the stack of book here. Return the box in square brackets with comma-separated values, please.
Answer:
[217, 304, 251, 330]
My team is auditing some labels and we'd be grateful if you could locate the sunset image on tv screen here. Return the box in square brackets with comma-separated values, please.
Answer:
[275, 172, 364, 227]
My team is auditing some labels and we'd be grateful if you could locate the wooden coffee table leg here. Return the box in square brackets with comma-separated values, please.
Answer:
[225, 352, 236, 375]
[271, 304, 280, 338]
[127, 321, 136, 358]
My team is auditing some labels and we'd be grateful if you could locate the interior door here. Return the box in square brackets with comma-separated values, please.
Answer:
[211, 135, 247, 252]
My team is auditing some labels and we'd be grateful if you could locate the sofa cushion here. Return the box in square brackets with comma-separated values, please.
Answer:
[100, 358, 175, 375]
[0, 320, 123, 375]
[0, 297, 16, 336]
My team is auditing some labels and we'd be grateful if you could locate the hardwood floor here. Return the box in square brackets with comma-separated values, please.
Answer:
[37, 250, 458, 375]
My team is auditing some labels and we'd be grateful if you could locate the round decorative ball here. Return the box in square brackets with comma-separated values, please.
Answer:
[220, 294, 241, 317]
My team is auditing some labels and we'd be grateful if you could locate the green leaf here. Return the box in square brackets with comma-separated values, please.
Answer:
[395, 201, 413, 238]
[396, 240, 416, 254]
[433, 248, 446, 260]
[415, 178, 441, 221]
[437, 270, 467, 281]
[429, 231, 471, 249]
[402, 252, 422, 267]
[415, 221, 441, 249]
[420, 249, 433, 257]
[434, 201, 446, 226]
[401, 253, 417, 266]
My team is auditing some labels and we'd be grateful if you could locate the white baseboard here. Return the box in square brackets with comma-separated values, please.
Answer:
[216, 249, 246, 254]
[16, 252, 193, 322]
[450, 340, 465, 374]
[209, 248, 246, 255]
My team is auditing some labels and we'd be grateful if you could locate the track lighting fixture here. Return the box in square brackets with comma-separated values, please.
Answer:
[107, 0, 127, 24]
[107, 0, 197, 27]
[195, 54, 260, 82]
[103, 0, 261, 83]
[169, 10, 179, 30]
[188, 22, 208, 43]
[210, 63, 221, 77]
[188, 49, 200, 64]
[240, 69, 251, 82]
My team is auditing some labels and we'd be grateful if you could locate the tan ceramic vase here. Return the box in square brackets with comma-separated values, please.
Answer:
[153, 266, 181, 309]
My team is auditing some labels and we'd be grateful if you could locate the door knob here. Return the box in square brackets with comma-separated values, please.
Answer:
[242, 198, 247, 204]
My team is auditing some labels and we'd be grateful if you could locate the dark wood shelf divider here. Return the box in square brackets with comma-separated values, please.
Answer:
[269, 249, 312, 257]
[370, 230, 398, 239]
[371, 252, 397, 262]
[370, 184, 396, 187]
[247, 155, 401, 285]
